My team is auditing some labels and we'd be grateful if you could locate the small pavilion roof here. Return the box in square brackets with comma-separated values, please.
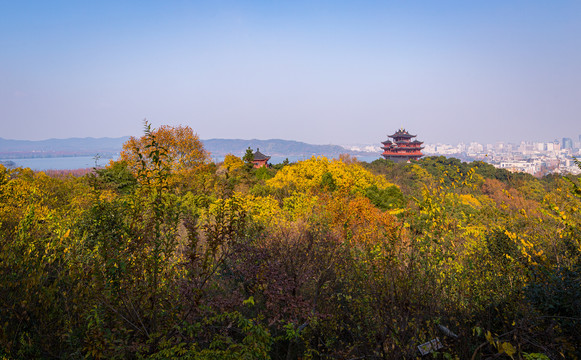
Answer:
[253, 148, 271, 161]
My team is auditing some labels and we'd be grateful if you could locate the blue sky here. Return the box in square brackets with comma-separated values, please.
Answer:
[1, 1, 580, 144]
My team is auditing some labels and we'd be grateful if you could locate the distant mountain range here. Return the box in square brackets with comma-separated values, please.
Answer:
[203, 139, 375, 159]
[0, 137, 130, 158]
[0, 137, 377, 160]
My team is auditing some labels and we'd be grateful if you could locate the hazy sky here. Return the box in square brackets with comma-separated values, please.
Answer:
[1, 1, 580, 145]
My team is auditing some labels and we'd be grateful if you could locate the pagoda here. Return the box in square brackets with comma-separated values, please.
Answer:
[381, 128, 424, 163]
[252, 148, 271, 168]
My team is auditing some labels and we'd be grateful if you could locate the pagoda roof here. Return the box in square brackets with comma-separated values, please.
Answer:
[388, 128, 416, 138]
[382, 153, 423, 157]
[394, 140, 423, 145]
[381, 140, 393, 145]
[383, 149, 424, 154]
[253, 148, 271, 161]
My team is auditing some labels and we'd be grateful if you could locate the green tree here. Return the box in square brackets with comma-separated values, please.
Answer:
[243, 147, 254, 164]
[93, 159, 137, 195]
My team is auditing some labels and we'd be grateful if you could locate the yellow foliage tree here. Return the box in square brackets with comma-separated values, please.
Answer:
[267, 156, 394, 195]
[223, 154, 244, 173]
[326, 195, 398, 248]
[120, 123, 212, 191]
[120, 124, 210, 175]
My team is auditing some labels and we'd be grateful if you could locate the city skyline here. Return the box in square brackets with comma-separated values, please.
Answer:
[1, 1, 580, 145]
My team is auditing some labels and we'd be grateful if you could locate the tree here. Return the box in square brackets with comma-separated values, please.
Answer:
[243, 147, 254, 165]
[93, 160, 137, 195]
[120, 123, 210, 175]
[267, 157, 395, 195]
[223, 154, 244, 173]
[120, 123, 214, 193]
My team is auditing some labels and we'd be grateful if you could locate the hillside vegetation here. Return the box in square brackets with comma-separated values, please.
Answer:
[1, 124, 580, 359]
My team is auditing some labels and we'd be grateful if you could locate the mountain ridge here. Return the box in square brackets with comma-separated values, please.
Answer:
[0, 137, 130, 158]
[0, 137, 377, 160]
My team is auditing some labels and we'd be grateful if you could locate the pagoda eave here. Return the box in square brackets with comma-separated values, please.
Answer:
[382, 153, 423, 156]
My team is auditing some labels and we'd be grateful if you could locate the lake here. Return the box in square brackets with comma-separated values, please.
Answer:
[2, 156, 118, 171]
[2, 154, 383, 171]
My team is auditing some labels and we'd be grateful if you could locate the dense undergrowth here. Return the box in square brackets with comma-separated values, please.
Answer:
[1, 124, 580, 359]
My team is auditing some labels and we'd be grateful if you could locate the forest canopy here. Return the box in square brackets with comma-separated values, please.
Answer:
[0, 125, 580, 359]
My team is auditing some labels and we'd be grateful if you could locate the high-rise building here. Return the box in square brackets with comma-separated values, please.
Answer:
[562, 137, 573, 149]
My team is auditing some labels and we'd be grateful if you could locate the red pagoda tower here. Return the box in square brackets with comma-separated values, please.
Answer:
[381, 128, 424, 163]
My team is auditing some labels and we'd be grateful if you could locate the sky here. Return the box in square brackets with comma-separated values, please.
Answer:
[1, 1, 580, 145]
